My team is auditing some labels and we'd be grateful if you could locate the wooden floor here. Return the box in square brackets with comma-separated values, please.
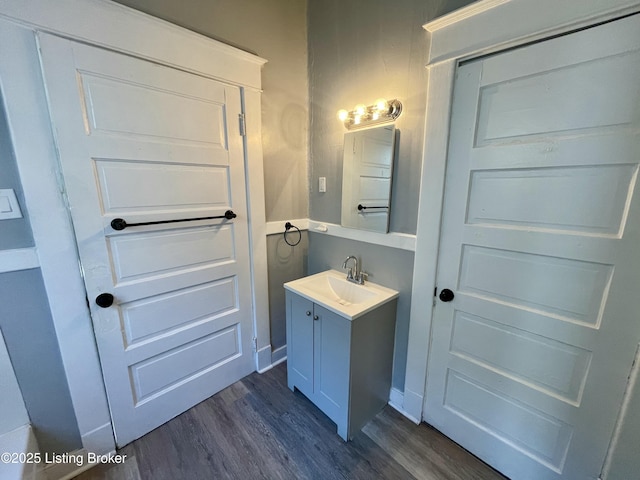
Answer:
[75, 363, 506, 480]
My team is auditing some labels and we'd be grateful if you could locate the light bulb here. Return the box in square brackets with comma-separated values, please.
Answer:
[337, 109, 349, 122]
[354, 104, 366, 116]
[354, 115, 361, 125]
[375, 98, 388, 112]
[372, 112, 380, 120]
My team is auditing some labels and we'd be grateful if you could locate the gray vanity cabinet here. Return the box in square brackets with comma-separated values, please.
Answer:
[285, 290, 397, 441]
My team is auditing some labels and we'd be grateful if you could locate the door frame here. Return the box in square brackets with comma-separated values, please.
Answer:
[0, 0, 270, 455]
[404, 0, 640, 424]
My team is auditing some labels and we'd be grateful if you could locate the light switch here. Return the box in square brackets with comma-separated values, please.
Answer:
[318, 177, 327, 193]
[0, 189, 23, 220]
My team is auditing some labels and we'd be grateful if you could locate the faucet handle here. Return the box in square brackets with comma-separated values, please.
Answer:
[358, 271, 368, 284]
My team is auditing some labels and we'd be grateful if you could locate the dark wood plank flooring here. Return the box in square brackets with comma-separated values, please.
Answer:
[75, 363, 506, 480]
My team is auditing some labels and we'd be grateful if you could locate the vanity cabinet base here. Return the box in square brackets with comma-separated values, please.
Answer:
[285, 290, 397, 441]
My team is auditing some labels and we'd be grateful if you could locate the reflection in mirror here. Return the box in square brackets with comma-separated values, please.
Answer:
[341, 125, 395, 233]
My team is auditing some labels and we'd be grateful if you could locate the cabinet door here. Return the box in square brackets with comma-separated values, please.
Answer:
[287, 293, 314, 397]
[313, 304, 350, 429]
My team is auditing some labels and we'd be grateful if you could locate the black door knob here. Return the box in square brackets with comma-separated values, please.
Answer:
[439, 288, 455, 302]
[95, 293, 114, 308]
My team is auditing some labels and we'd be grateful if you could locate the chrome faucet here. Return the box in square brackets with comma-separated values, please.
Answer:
[342, 255, 367, 285]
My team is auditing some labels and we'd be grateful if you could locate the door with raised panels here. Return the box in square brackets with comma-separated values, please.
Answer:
[37, 33, 255, 446]
[425, 15, 640, 480]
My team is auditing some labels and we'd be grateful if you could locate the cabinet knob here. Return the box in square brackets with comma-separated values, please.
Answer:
[306, 311, 311, 316]
[313, 315, 319, 320]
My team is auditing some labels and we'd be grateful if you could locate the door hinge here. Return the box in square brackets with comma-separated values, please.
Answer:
[252, 337, 257, 352]
[238, 113, 246, 137]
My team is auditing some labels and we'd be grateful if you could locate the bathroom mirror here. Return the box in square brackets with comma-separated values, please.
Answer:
[341, 125, 395, 233]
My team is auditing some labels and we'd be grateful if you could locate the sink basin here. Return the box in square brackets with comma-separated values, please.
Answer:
[284, 270, 399, 320]
[303, 275, 377, 306]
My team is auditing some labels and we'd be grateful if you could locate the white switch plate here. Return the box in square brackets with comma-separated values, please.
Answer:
[318, 177, 327, 193]
[0, 189, 23, 220]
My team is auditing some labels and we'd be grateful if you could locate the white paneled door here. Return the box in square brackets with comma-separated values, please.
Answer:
[426, 15, 640, 480]
[37, 33, 255, 446]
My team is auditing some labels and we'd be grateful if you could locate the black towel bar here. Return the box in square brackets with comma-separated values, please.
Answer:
[110, 210, 236, 231]
[357, 204, 389, 211]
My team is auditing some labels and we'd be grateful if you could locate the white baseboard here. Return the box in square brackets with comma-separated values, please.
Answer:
[387, 387, 422, 424]
[24, 428, 41, 480]
[80, 422, 115, 457]
[0, 425, 44, 480]
[256, 345, 273, 373]
[42, 448, 125, 480]
[271, 345, 287, 367]
[388, 387, 404, 411]
[44, 424, 116, 479]
[256, 346, 287, 375]
[401, 388, 424, 424]
[43, 449, 90, 480]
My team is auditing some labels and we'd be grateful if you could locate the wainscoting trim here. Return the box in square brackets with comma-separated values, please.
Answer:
[308, 220, 416, 252]
[0, 248, 39, 274]
[265, 218, 309, 236]
[270, 345, 287, 367]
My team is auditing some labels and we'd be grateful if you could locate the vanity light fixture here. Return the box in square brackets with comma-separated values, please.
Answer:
[337, 98, 402, 130]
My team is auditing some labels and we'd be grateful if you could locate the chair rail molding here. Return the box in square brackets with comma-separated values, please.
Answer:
[308, 220, 416, 252]
[266, 218, 310, 236]
[0, 248, 39, 274]
[404, 0, 640, 425]
[0, 0, 269, 454]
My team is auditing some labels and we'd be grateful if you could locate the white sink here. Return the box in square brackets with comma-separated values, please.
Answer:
[284, 270, 399, 320]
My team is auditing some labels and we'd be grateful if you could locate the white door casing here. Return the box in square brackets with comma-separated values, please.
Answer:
[424, 14, 640, 480]
[37, 33, 256, 446]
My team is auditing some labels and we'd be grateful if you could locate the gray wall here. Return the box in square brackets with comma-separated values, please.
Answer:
[308, 0, 473, 234]
[112, 0, 309, 222]
[308, 233, 414, 390]
[0, 97, 81, 453]
[267, 232, 308, 350]
[0, 330, 29, 435]
[0, 269, 82, 454]
[112, 0, 310, 354]
[112, 0, 474, 372]
[0, 98, 33, 249]
[307, 0, 474, 390]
